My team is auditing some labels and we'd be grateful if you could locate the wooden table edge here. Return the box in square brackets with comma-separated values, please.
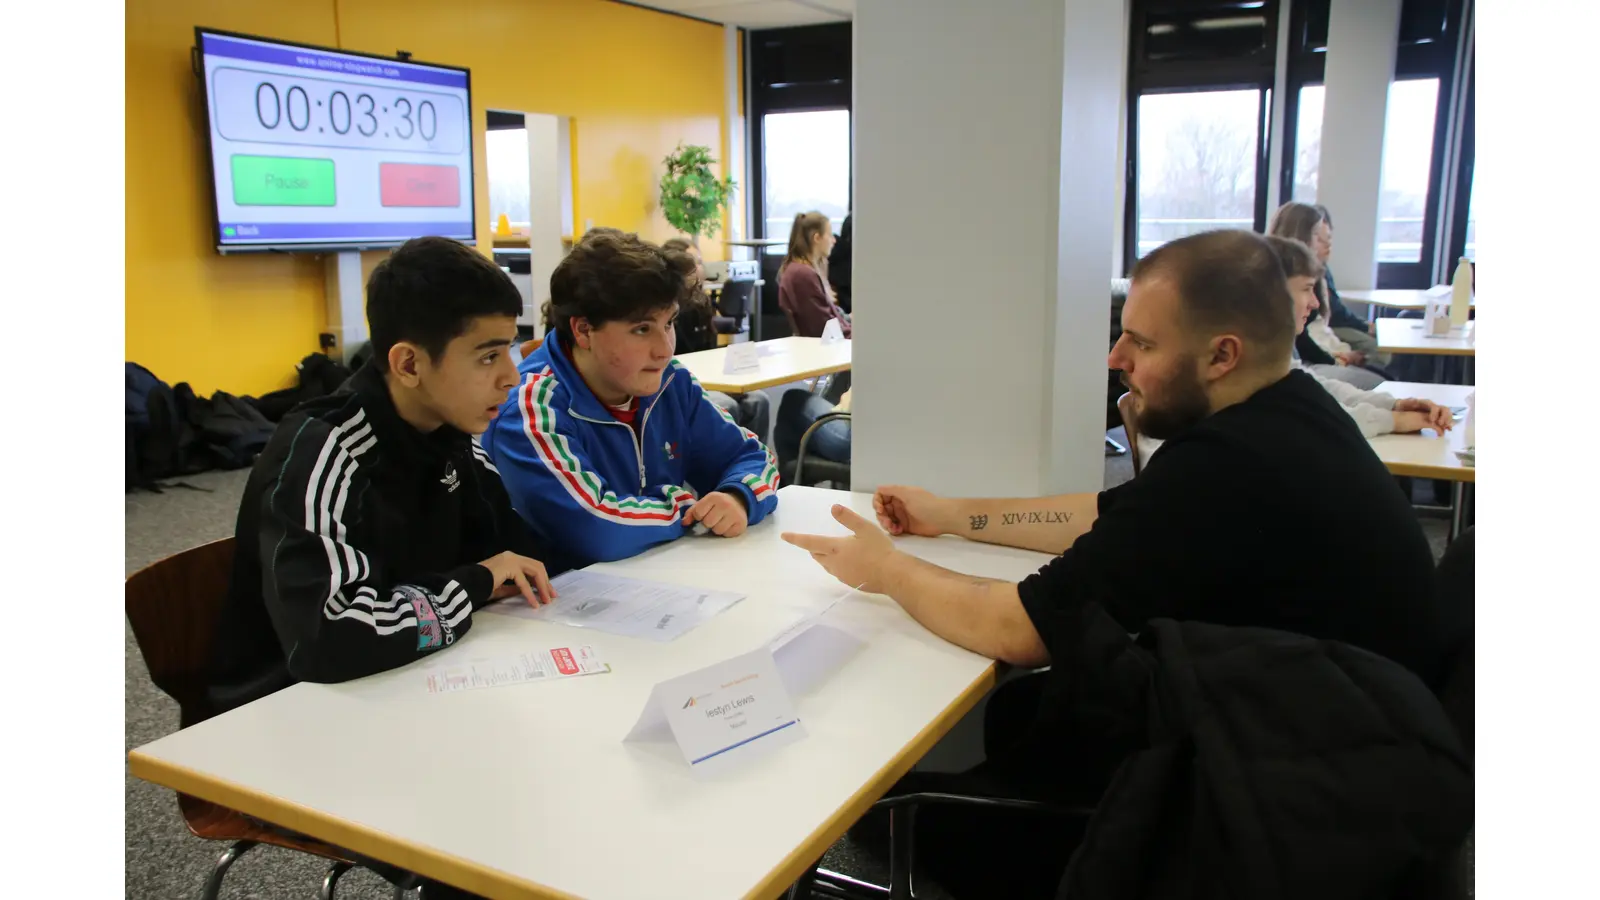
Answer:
[742, 661, 1000, 899]
[695, 361, 852, 394]
[1381, 460, 1476, 482]
[127, 750, 581, 900]
[1373, 344, 1477, 357]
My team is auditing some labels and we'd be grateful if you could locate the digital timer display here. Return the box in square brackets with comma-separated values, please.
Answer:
[197, 29, 476, 252]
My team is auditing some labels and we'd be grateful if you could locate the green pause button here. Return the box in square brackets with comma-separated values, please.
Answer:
[231, 155, 336, 207]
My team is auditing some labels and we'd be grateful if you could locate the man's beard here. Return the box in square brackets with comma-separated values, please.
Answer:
[1125, 364, 1211, 441]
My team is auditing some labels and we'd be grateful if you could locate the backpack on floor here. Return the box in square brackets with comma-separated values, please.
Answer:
[188, 390, 277, 470]
[126, 363, 204, 491]
[250, 352, 355, 422]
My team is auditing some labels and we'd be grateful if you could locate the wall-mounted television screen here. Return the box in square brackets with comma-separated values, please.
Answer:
[195, 28, 476, 253]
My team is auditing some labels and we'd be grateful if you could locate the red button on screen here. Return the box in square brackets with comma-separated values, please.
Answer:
[379, 163, 461, 208]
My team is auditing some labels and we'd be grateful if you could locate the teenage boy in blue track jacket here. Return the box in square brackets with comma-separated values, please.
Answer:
[482, 230, 779, 564]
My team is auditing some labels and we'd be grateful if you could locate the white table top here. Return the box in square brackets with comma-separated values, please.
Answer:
[676, 336, 852, 393]
[128, 486, 1052, 900]
[1375, 317, 1477, 356]
[1341, 289, 1476, 310]
[1368, 382, 1475, 482]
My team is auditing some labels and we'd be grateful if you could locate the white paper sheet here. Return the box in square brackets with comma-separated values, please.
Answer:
[486, 571, 746, 642]
[423, 646, 609, 694]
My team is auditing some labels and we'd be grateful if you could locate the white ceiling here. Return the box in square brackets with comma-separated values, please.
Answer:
[629, 0, 853, 29]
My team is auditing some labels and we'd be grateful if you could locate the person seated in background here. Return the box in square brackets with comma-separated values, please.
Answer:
[775, 387, 852, 469]
[1268, 202, 1390, 390]
[206, 236, 570, 717]
[663, 238, 771, 440]
[778, 211, 852, 338]
[1268, 234, 1452, 436]
[482, 229, 780, 565]
[1314, 204, 1391, 366]
[783, 228, 1447, 796]
[828, 213, 853, 314]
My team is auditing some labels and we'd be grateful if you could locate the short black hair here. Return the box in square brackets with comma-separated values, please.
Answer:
[1131, 230, 1296, 361]
[366, 236, 522, 366]
[543, 230, 685, 345]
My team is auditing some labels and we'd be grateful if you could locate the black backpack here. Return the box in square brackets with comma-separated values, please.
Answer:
[250, 353, 355, 422]
[126, 363, 205, 491]
[188, 391, 277, 469]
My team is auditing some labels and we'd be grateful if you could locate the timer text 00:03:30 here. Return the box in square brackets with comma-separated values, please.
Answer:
[209, 67, 466, 155]
[254, 82, 438, 140]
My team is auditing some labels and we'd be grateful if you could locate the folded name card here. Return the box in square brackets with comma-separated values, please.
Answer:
[723, 342, 761, 374]
[624, 648, 804, 767]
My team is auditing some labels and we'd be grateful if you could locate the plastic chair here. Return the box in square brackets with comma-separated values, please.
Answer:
[125, 539, 358, 900]
[519, 337, 544, 359]
[774, 391, 850, 489]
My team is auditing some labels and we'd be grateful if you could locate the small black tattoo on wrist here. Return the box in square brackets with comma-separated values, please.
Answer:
[970, 514, 988, 531]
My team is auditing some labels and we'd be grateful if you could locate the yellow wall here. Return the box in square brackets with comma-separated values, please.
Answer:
[127, 0, 734, 395]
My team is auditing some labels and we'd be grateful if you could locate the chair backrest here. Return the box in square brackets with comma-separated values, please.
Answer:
[716, 280, 756, 318]
[125, 538, 236, 727]
[1434, 527, 1474, 757]
[1116, 392, 1143, 477]
[520, 337, 544, 359]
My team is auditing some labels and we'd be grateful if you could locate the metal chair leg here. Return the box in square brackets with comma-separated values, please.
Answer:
[321, 861, 354, 900]
[1104, 435, 1127, 456]
[887, 805, 918, 899]
[199, 840, 257, 900]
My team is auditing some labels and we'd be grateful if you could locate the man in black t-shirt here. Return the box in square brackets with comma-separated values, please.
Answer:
[783, 228, 1445, 742]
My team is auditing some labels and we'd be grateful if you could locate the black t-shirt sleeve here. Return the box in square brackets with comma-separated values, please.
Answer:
[1016, 439, 1243, 664]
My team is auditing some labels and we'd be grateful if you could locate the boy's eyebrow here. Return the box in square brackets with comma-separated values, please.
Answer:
[473, 338, 513, 350]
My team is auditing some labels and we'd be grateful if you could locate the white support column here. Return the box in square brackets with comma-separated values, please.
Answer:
[1265, 0, 1294, 217]
[324, 251, 366, 366]
[526, 113, 569, 338]
[852, 0, 1124, 498]
[725, 24, 746, 244]
[1318, 0, 1402, 291]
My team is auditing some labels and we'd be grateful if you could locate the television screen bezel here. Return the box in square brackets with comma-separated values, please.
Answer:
[193, 26, 478, 255]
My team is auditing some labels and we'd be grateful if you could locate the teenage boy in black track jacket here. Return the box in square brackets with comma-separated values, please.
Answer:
[205, 236, 573, 720]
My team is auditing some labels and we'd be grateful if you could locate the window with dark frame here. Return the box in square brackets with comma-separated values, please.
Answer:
[1124, 0, 1473, 285]
[1124, 1, 1282, 272]
[1278, 0, 1471, 288]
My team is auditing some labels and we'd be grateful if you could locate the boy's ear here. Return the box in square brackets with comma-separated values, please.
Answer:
[572, 317, 593, 351]
[388, 341, 423, 386]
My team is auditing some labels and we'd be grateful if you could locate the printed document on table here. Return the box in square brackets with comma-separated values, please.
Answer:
[423, 646, 609, 694]
[486, 571, 746, 642]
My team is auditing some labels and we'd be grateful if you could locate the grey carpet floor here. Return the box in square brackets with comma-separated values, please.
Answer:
[125, 438, 1458, 899]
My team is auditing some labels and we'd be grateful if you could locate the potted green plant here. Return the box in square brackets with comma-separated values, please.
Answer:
[659, 143, 736, 245]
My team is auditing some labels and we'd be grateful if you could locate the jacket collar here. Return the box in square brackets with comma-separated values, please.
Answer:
[346, 359, 470, 464]
[536, 333, 673, 423]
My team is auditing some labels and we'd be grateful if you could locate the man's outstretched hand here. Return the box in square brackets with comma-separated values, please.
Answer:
[782, 504, 900, 594]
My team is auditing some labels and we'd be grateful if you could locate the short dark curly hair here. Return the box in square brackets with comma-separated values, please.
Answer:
[542, 230, 686, 345]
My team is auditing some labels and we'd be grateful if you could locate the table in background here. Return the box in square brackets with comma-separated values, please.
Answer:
[676, 336, 851, 394]
[128, 486, 1051, 900]
[1370, 381, 1475, 539]
[1375, 318, 1476, 384]
[1342, 289, 1476, 319]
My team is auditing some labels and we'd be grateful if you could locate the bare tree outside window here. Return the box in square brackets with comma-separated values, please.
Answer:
[1136, 89, 1261, 258]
